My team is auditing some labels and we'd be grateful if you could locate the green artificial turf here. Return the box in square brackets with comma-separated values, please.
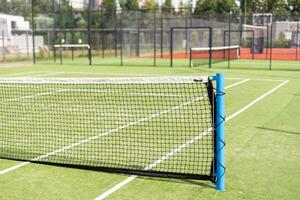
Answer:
[0, 59, 299, 200]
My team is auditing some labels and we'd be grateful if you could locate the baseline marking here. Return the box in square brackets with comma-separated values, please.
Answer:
[27, 72, 66, 77]
[94, 80, 289, 200]
[0, 71, 44, 77]
[3, 71, 285, 82]
[0, 71, 65, 78]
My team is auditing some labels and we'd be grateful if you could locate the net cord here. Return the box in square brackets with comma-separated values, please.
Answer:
[0, 77, 210, 84]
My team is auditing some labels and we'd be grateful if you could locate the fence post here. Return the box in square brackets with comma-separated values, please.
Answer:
[136, 10, 140, 58]
[209, 27, 212, 68]
[47, 30, 51, 58]
[265, 25, 269, 60]
[26, 31, 29, 58]
[296, 20, 299, 61]
[228, 13, 232, 69]
[154, 10, 156, 66]
[71, 6, 75, 61]
[169, 13, 172, 62]
[53, 1, 56, 63]
[2, 31, 5, 62]
[170, 27, 173, 67]
[60, 31, 63, 65]
[250, 30, 254, 60]
[160, 11, 163, 58]
[114, 9, 117, 58]
[120, 12, 123, 66]
[31, 0, 36, 64]
[88, 0, 92, 65]
[269, 23, 273, 70]
[185, 16, 188, 58]
[101, 6, 104, 59]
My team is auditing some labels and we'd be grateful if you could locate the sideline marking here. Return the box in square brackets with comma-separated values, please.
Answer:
[93, 80, 289, 200]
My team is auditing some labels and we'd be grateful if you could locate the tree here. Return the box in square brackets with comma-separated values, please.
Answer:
[239, 0, 291, 15]
[162, 0, 175, 14]
[0, 0, 31, 18]
[0, 0, 9, 13]
[120, 0, 139, 10]
[141, 0, 159, 10]
[102, 0, 116, 11]
[194, 0, 236, 16]
[287, 0, 300, 16]
[175, 0, 190, 16]
[101, 0, 117, 28]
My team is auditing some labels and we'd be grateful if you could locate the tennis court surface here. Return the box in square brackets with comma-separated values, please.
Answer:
[0, 63, 299, 200]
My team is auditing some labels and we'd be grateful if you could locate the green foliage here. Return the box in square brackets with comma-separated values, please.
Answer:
[239, 0, 298, 15]
[120, 0, 139, 10]
[241, 38, 252, 48]
[174, 1, 190, 16]
[194, 0, 236, 16]
[288, 0, 300, 16]
[101, 0, 117, 28]
[0, 0, 30, 18]
[162, 0, 175, 14]
[141, 0, 159, 10]
[102, 0, 116, 10]
[272, 32, 292, 48]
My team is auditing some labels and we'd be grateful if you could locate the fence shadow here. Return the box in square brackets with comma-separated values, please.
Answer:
[257, 126, 300, 136]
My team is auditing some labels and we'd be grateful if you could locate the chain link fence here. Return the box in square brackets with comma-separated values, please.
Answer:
[0, 5, 299, 70]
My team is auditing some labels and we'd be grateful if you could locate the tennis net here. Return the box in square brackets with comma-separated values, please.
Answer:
[190, 45, 240, 67]
[0, 77, 217, 180]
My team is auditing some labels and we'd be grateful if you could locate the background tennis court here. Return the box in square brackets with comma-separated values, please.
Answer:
[0, 59, 299, 200]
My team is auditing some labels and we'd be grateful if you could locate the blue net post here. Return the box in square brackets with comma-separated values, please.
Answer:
[215, 73, 225, 191]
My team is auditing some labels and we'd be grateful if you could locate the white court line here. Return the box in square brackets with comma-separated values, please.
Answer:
[225, 79, 250, 89]
[0, 89, 69, 104]
[0, 71, 65, 78]
[226, 77, 285, 82]
[0, 71, 44, 77]
[64, 89, 184, 97]
[30, 97, 203, 162]
[26, 72, 66, 77]
[226, 80, 289, 121]
[94, 79, 289, 200]
[0, 162, 30, 175]
[6, 70, 285, 82]
[24, 71, 156, 77]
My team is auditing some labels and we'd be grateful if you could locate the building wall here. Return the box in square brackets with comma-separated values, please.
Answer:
[0, 13, 44, 53]
[0, 13, 30, 39]
[274, 21, 299, 40]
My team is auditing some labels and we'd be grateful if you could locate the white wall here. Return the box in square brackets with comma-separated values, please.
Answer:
[0, 13, 30, 39]
[275, 21, 299, 40]
[0, 35, 44, 53]
[0, 13, 39, 53]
